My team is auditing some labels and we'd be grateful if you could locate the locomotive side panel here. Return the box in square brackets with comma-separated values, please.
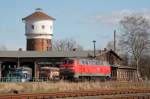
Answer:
[60, 58, 112, 81]
[75, 65, 111, 77]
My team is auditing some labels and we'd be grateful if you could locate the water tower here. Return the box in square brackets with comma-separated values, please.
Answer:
[22, 8, 55, 51]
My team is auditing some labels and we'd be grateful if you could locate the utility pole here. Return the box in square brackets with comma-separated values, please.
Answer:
[114, 30, 116, 52]
[92, 40, 96, 58]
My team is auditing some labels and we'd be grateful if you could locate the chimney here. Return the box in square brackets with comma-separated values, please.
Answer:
[18, 48, 23, 51]
[104, 48, 107, 51]
[99, 50, 101, 53]
[114, 30, 116, 52]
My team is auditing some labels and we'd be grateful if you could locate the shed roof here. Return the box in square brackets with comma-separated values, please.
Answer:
[118, 65, 136, 70]
[96, 49, 122, 60]
[0, 51, 94, 58]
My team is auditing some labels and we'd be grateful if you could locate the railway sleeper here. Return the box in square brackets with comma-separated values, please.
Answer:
[80, 93, 87, 96]
[69, 94, 77, 97]
[91, 92, 100, 96]
[86, 93, 95, 96]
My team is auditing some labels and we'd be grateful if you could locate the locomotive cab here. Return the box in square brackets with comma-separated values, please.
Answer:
[60, 59, 76, 70]
[60, 58, 76, 80]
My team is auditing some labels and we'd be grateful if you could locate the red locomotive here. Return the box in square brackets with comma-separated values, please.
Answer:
[60, 58, 111, 81]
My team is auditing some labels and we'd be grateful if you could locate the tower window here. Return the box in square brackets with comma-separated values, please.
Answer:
[47, 40, 49, 44]
[42, 25, 45, 29]
[47, 47, 49, 51]
[50, 26, 52, 29]
[31, 25, 34, 29]
[25, 25, 27, 30]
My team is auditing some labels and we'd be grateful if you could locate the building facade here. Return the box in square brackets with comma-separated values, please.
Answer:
[96, 49, 137, 81]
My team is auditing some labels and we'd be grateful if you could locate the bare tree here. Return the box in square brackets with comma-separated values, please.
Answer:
[52, 38, 83, 51]
[119, 14, 150, 80]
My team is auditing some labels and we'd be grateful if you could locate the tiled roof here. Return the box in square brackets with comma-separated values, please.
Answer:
[22, 11, 55, 21]
[96, 49, 122, 60]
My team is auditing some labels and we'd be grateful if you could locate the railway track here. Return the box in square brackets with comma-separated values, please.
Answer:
[0, 88, 150, 99]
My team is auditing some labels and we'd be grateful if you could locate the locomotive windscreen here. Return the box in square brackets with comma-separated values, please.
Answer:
[63, 59, 74, 64]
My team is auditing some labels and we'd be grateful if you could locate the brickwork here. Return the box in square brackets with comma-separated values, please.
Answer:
[27, 39, 52, 51]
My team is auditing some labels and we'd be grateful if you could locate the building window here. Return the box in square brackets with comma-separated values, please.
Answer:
[31, 25, 34, 29]
[42, 25, 45, 29]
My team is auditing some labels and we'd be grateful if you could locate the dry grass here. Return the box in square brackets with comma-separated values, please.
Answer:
[0, 81, 150, 94]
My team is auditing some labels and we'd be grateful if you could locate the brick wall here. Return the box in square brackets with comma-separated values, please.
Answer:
[27, 39, 52, 51]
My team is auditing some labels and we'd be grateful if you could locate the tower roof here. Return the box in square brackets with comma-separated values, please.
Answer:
[22, 10, 55, 21]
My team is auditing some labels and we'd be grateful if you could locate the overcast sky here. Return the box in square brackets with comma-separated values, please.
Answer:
[0, 0, 150, 50]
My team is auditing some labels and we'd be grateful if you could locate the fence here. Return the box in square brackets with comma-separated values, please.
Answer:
[0, 77, 60, 83]
[0, 76, 139, 83]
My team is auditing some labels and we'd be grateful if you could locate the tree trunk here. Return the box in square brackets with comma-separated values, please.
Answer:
[136, 59, 142, 81]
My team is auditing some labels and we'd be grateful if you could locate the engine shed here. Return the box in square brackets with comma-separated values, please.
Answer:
[0, 51, 95, 79]
[0, 50, 137, 81]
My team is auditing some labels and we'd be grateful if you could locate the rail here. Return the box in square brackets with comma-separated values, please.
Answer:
[0, 88, 150, 99]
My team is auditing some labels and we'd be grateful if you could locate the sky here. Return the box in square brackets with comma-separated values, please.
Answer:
[0, 0, 150, 50]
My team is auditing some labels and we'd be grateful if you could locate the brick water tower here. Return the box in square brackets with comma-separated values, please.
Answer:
[22, 8, 55, 51]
